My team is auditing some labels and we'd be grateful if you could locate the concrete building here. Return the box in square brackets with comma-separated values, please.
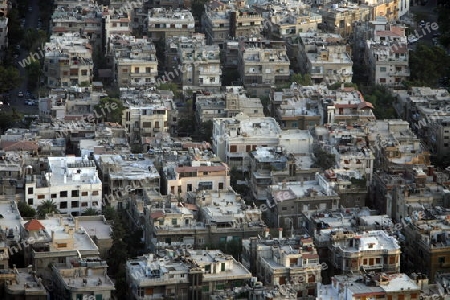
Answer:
[320, 3, 370, 37]
[162, 149, 229, 197]
[317, 272, 420, 300]
[5, 267, 48, 300]
[242, 234, 322, 297]
[265, 173, 340, 228]
[77, 215, 113, 259]
[111, 35, 158, 88]
[297, 32, 353, 84]
[254, 1, 322, 40]
[52, 257, 115, 300]
[403, 210, 450, 282]
[20, 215, 100, 279]
[195, 87, 264, 125]
[0, 16, 7, 53]
[94, 154, 160, 209]
[121, 89, 174, 145]
[44, 33, 94, 88]
[146, 8, 195, 41]
[202, 0, 264, 47]
[271, 84, 322, 130]
[24, 156, 102, 216]
[363, 0, 400, 22]
[329, 229, 401, 274]
[395, 87, 450, 158]
[126, 250, 252, 300]
[212, 113, 314, 172]
[103, 10, 132, 54]
[365, 23, 409, 87]
[171, 34, 222, 91]
[238, 40, 290, 97]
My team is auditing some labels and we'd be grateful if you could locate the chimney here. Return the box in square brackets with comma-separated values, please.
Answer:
[75, 217, 79, 230]
[265, 228, 270, 238]
[278, 228, 283, 240]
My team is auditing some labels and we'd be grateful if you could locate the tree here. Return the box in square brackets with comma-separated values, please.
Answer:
[36, 200, 59, 218]
[6, 9, 24, 47]
[158, 82, 181, 99]
[103, 206, 117, 221]
[363, 85, 396, 119]
[409, 44, 450, 87]
[291, 73, 312, 85]
[0, 66, 22, 94]
[81, 208, 98, 216]
[328, 82, 358, 90]
[94, 97, 124, 123]
[25, 61, 42, 90]
[17, 201, 36, 218]
[311, 146, 336, 170]
[197, 120, 213, 143]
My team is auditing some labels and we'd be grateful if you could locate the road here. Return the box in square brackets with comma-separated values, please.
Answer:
[408, 0, 439, 50]
[4, 0, 40, 115]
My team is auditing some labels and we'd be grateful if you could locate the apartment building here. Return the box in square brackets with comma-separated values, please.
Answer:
[395, 87, 450, 158]
[52, 257, 115, 300]
[271, 84, 322, 130]
[51, 5, 103, 48]
[77, 215, 113, 258]
[254, 2, 322, 40]
[244, 233, 322, 297]
[0, 0, 9, 17]
[146, 189, 265, 250]
[367, 119, 430, 173]
[121, 89, 173, 144]
[174, 34, 222, 91]
[238, 39, 290, 97]
[103, 10, 132, 53]
[202, 0, 264, 46]
[5, 267, 48, 300]
[20, 216, 100, 279]
[195, 87, 264, 124]
[363, 0, 400, 22]
[126, 250, 252, 299]
[111, 35, 158, 88]
[162, 149, 229, 197]
[213, 113, 313, 172]
[403, 211, 450, 282]
[320, 3, 370, 37]
[146, 8, 195, 41]
[24, 156, 102, 216]
[298, 32, 353, 84]
[329, 229, 401, 274]
[44, 33, 94, 88]
[365, 24, 409, 86]
[318, 273, 420, 300]
[94, 154, 160, 209]
[265, 173, 340, 228]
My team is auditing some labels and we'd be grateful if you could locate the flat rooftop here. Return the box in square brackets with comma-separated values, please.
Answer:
[77, 218, 112, 240]
[0, 201, 22, 242]
[47, 156, 101, 186]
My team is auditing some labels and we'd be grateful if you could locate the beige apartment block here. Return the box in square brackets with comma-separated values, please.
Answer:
[238, 39, 290, 97]
[126, 250, 252, 300]
[146, 8, 195, 41]
[365, 23, 409, 87]
[298, 32, 353, 84]
[5, 267, 48, 300]
[20, 216, 100, 280]
[44, 33, 94, 88]
[320, 3, 370, 37]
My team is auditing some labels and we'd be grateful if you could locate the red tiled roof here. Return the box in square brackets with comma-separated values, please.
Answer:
[150, 211, 164, 219]
[357, 102, 374, 110]
[302, 253, 319, 259]
[24, 219, 45, 231]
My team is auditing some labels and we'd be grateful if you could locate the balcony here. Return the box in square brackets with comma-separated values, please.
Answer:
[388, 70, 410, 77]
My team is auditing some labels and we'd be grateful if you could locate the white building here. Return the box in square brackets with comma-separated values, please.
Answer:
[24, 157, 102, 216]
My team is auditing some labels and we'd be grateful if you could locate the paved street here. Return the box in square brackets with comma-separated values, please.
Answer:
[4, 0, 40, 115]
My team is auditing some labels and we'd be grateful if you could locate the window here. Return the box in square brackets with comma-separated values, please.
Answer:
[146, 67, 151, 73]
[221, 263, 225, 271]
[51, 193, 57, 199]
[380, 78, 386, 83]
[135, 67, 139, 73]
[71, 201, 79, 208]
[92, 191, 99, 196]
[71, 190, 79, 197]
[60, 191, 68, 197]
[81, 202, 88, 207]
[445, 143, 449, 147]
[60, 202, 68, 209]
[122, 68, 128, 73]
[28, 199, 33, 205]
[143, 122, 151, 128]
[28, 187, 33, 194]
[81, 192, 88, 196]
[187, 184, 192, 192]
[230, 145, 237, 152]
[219, 183, 224, 189]
[380, 67, 387, 72]
[81, 70, 87, 76]
[155, 121, 160, 128]
[37, 195, 45, 199]
[246, 145, 251, 152]
[172, 218, 177, 225]
[439, 257, 446, 264]
[57, 243, 67, 248]
[198, 182, 213, 190]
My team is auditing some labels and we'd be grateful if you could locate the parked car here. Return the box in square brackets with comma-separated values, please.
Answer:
[17, 91, 24, 97]
[420, 20, 426, 28]
[28, 6, 32, 12]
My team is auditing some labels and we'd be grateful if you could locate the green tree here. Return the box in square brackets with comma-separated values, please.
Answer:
[17, 201, 36, 218]
[6, 9, 24, 47]
[36, 200, 59, 218]
[103, 206, 117, 221]
[198, 120, 213, 143]
[291, 73, 312, 85]
[311, 146, 336, 170]
[328, 82, 358, 90]
[81, 208, 98, 216]
[158, 82, 181, 99]
[0, 66, 22, 94]
[94, 97, 125, 123]
[25, 61, 42, 90]
[217, 238, 243, 261]
[409, 44, 450, 87]
[363, 85, 396, 119]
